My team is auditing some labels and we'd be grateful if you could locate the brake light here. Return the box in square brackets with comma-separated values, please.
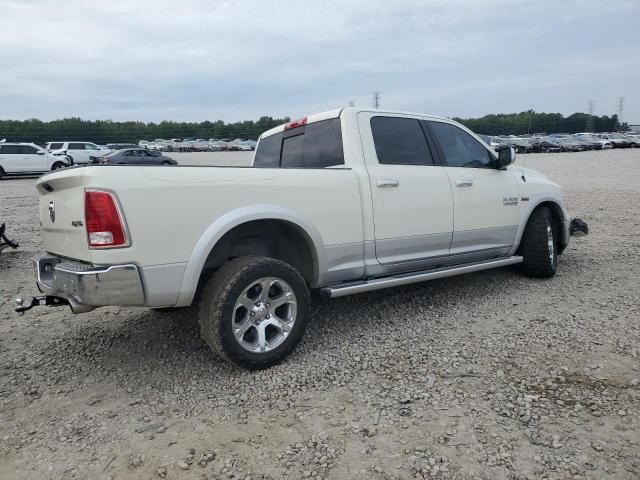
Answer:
[284, 117, 307, 131]
[84, 190, 128, 248]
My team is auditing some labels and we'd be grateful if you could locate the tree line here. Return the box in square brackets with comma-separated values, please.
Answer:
[453, 110, 622, 136]
[0, 111, 624, 144]
[0, 116, 290, 144]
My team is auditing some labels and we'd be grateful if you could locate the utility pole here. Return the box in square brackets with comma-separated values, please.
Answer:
[372, 91, 381, 109]
[585, 100, 595, 132]
[617, 96, 625, 129]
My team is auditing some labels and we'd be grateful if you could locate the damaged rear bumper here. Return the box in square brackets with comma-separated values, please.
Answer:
[34, 254, 145, 313]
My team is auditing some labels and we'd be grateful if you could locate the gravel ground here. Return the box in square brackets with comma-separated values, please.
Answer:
[0, 149, 639, 480]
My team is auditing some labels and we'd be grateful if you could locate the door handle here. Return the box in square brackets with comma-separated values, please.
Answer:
[377, 179, 400, 188]
[455, 179, 474, 187]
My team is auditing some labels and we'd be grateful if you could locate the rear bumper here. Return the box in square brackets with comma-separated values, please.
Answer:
[35, 254, 145, 312]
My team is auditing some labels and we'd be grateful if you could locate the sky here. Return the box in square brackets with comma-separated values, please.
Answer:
[1, 0, 639, 124]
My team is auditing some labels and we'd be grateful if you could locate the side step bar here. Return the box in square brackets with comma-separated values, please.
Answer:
[321, 256, 523, 298]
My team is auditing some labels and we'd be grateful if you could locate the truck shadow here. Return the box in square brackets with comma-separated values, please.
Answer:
[29, 264, 552, 388]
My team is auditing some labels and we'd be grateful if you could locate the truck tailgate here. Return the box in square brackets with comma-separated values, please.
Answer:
[36, 169, 91, 262]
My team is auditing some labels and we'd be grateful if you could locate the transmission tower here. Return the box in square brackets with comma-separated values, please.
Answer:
[617, 96, 625, 127]
[585, 100, 595, 132]
[372, 91, 381, 109]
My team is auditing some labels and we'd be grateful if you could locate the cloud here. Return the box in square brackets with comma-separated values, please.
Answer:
[0, 0, 638, 123]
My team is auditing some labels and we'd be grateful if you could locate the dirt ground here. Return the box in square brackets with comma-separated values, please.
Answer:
[0, 149, 638, 480]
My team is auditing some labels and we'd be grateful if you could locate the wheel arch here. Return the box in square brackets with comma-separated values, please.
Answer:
[175, 205, 326, 307]
[510, 198, 568, 256]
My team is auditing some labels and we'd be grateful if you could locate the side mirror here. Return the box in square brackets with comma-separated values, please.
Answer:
[495, 145, 515, 169]
[36, 150, 46, 155]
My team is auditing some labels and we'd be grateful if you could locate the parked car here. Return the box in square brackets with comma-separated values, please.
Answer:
[25, 107, 572, 368]
[620, 133, 638, 148]
[107, 143, 140, 150]
[529, 137, 562, 153]
[0, 142, 70, 178]
[574, 133, 612, 149]
[594, 133, 630, 148]
[46, 141, 111, 165]
[96, 149, 177, 165]
[552, 136, 585, 152]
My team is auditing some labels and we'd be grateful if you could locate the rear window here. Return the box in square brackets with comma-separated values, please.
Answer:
[48, 143, 64, 150]
[253, 118, 344, 168]
[68, 143, 85, 149]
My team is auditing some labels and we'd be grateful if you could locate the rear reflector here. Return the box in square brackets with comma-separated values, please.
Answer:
[84, 190, 128, 248]
[284, 117, 307, 131]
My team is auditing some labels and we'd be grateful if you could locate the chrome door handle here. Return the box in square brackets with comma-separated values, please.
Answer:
[455, 179, 474, 187]
[377, 179, 400, 188]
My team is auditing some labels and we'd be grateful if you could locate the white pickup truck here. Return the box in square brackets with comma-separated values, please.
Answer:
[25, 107, 571, 368]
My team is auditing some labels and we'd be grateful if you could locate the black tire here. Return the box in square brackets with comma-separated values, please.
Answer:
[0, 166, 4, 179]
[198, 256, 310, 369]
[161, 160, 171, 165]
[518, 207, 558, 278]
[51, 162, 64, 170]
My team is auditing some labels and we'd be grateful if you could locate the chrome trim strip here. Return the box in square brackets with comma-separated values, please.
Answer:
[321, 256, 523, 298]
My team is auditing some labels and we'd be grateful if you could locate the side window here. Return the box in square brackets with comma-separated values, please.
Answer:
[429, 122, 493, 168]
[49, 143, 63, 150]
[68, 143, 84, 150]
[370, 116, 434, 165]
[85, 144, 100, 150]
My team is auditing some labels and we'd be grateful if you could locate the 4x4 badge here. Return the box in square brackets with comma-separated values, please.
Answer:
[48, 201, 55, 223]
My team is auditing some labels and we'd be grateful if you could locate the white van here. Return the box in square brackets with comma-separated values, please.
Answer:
[0, 143, 69, 178]
[46, 141, 111, 165]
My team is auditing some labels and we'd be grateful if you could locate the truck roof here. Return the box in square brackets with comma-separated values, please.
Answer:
[259, 107, 453, 139]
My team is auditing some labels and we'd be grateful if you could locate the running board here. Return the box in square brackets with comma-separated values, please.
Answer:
[321, 256, 523, 298]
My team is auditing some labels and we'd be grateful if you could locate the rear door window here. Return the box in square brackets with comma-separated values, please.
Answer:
[68, 143, 84, 150]
[48, 143, 63, 150]
[254, 118, 344, 168]
[0, 145, 19, 154]
[370, 116, 434, 165]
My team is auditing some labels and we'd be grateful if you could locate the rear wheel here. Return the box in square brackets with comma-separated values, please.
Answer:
[198, 256, 309, 369]
[161, 160, 171, 165]
[0, 166, 5, 179]
[518, 207, 558, 278]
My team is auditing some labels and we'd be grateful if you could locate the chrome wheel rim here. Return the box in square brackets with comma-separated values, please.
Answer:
[547, 224, 555, 265]
[231, 277, 297, 353]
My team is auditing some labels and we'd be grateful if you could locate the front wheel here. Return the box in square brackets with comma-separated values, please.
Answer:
[518, 207, 558, 278]
[198, 256, 310, 369]
[51, 162, 65, 170]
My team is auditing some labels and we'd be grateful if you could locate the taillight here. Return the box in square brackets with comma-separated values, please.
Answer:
[284, 117, 307, 130]
[84, 190, 129, 248]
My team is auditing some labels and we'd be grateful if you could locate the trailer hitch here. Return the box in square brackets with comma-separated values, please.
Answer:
[15, 295, 69, 314]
